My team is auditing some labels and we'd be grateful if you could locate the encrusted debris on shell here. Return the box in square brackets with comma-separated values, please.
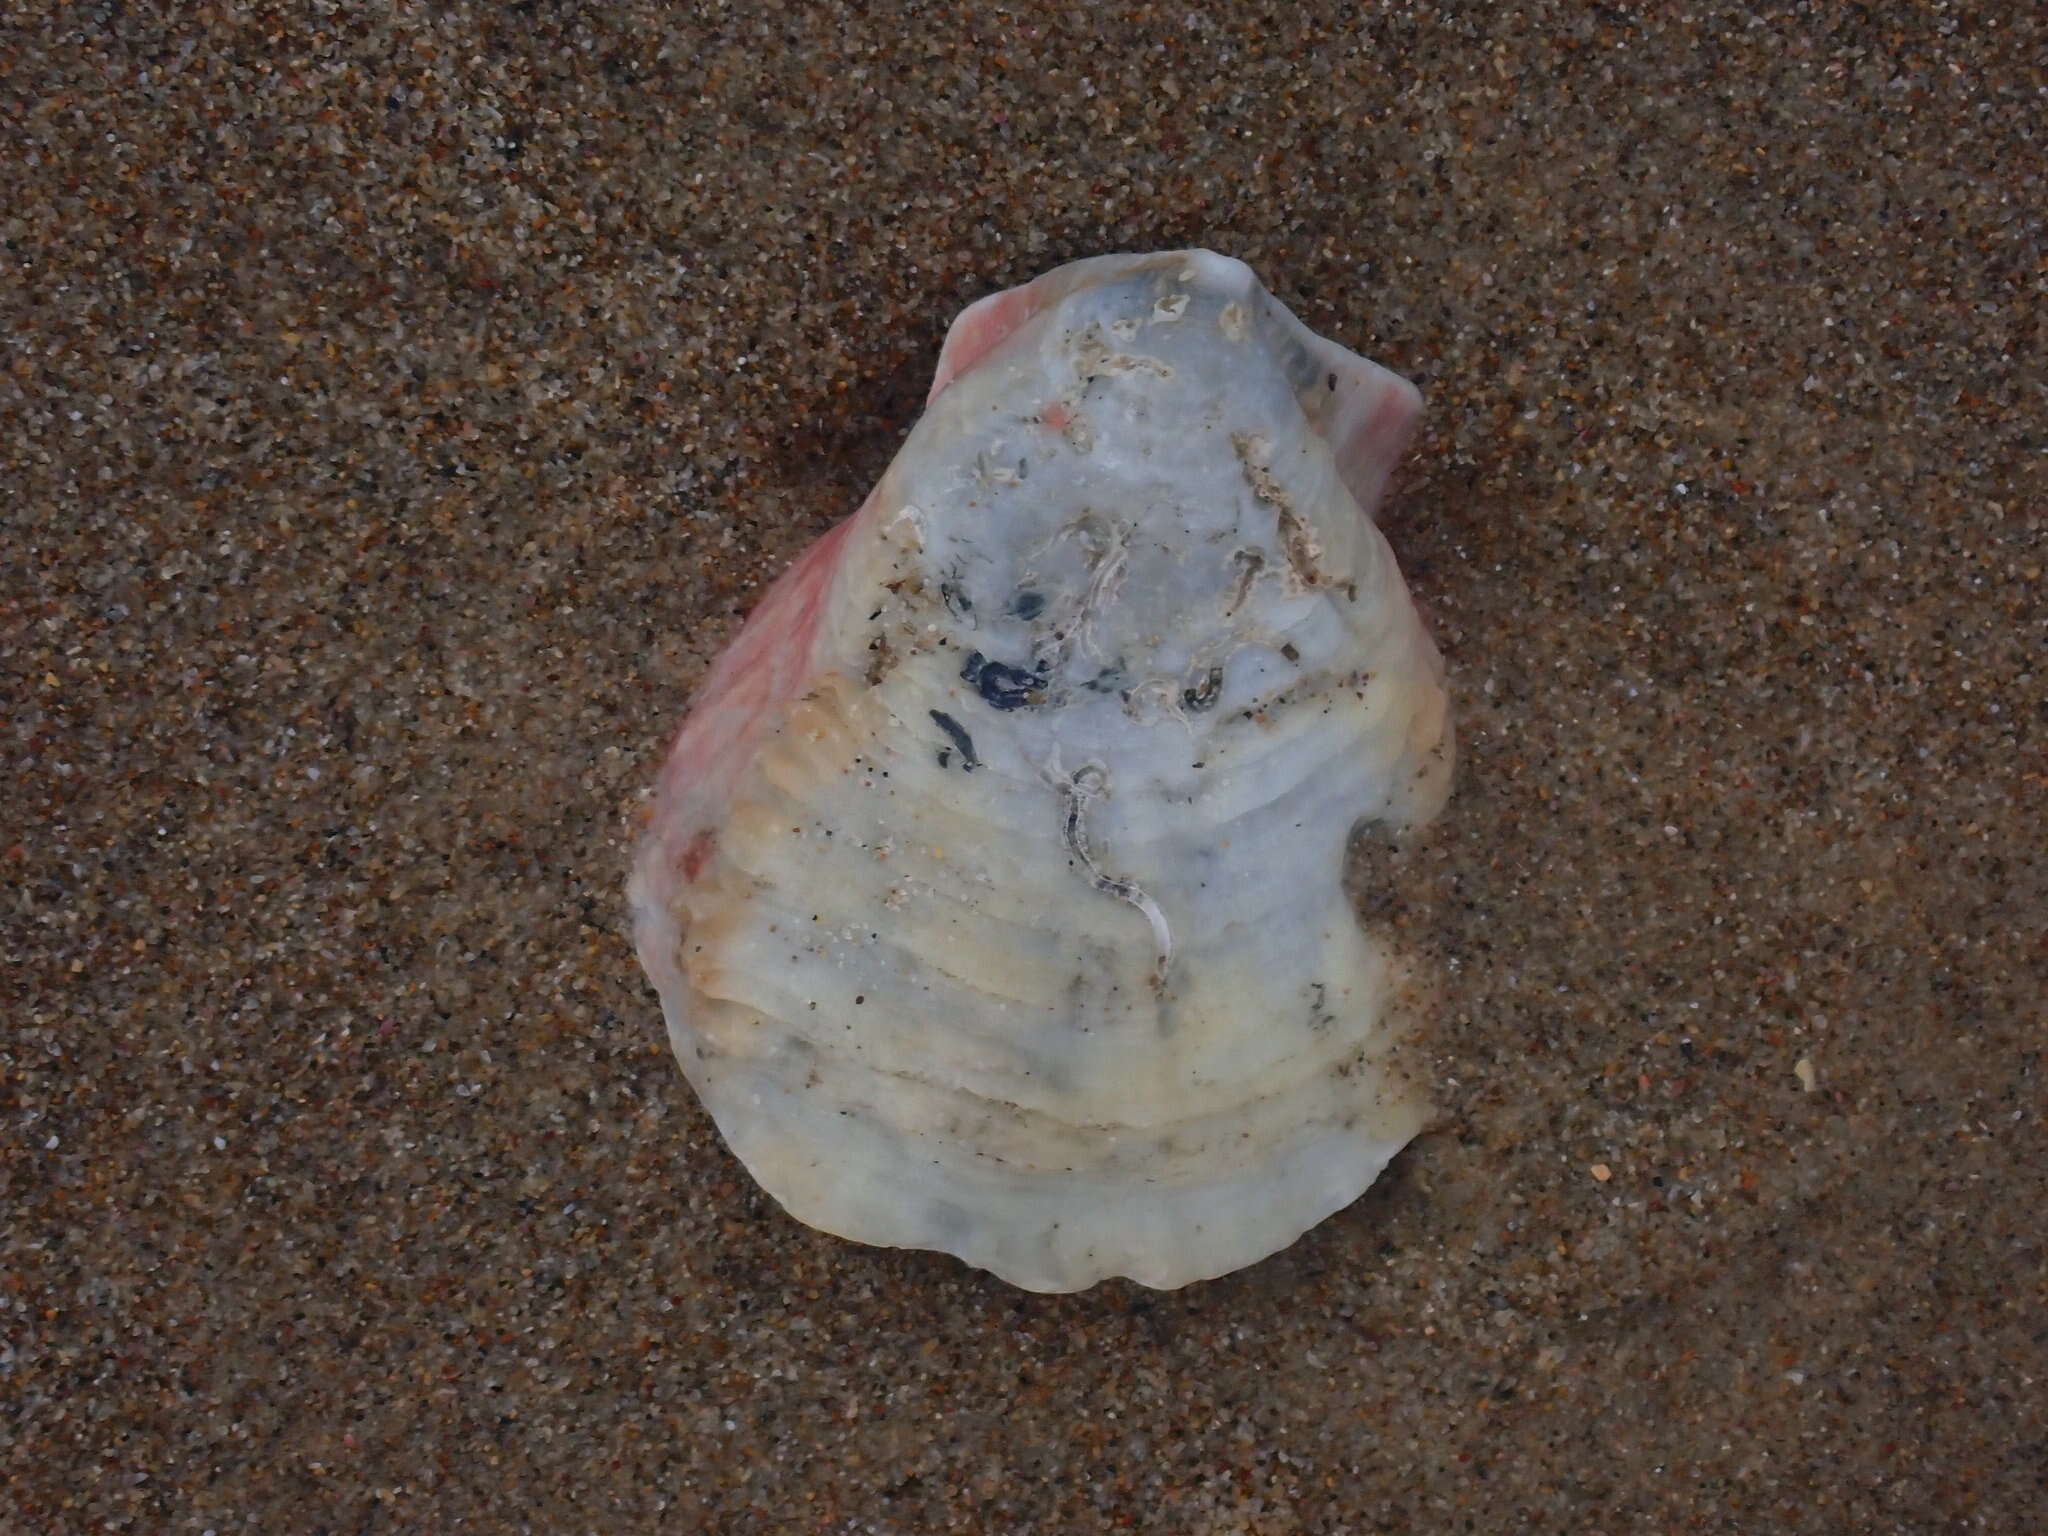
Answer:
[629, 250, 1453, 1292]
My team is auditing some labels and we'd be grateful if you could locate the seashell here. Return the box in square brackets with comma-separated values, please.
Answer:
[629, 251, 1453, 1292]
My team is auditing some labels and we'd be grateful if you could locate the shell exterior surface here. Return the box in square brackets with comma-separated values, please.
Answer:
[630, 251, 1453, 1292]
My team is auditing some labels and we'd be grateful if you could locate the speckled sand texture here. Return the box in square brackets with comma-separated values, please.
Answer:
[6, 3, 2043, 1530]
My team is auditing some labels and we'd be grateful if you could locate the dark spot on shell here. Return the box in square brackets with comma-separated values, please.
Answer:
[1010, 590, 1045, 620]
[1306, 980, 1335, 1032]
[1181, 665, 1224, 713]
[960, 650, 1048, 711]
[928, 709, 980, 770]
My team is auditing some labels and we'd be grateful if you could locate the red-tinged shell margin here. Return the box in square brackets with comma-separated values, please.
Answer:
[629, 506, 862, 1007]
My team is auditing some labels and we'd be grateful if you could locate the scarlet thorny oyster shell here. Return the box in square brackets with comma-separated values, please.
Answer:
[629, 251, 1452, 1291]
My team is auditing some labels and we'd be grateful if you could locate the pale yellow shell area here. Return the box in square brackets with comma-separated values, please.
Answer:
[632, 251, 1452, 1291]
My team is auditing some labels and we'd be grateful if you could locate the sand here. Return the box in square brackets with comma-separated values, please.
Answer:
[7, 3, 2042, 1529]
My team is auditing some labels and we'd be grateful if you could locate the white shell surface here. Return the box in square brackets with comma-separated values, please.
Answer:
[630, 251, 1453, 1292]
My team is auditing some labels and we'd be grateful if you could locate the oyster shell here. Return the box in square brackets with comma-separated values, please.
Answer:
[630, 251, 1452, 1292]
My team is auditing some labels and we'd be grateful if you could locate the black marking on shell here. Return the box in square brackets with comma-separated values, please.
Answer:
[928, 709, 980, 771]
[1009, 590, 1046, 621]
[1181, 665, 1224, 713]
[1306, 980, 1336, 1032]
[960, 650, 1048, 711]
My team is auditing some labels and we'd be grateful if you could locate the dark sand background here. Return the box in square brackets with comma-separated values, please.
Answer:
[6, 3, 2043, 1530]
